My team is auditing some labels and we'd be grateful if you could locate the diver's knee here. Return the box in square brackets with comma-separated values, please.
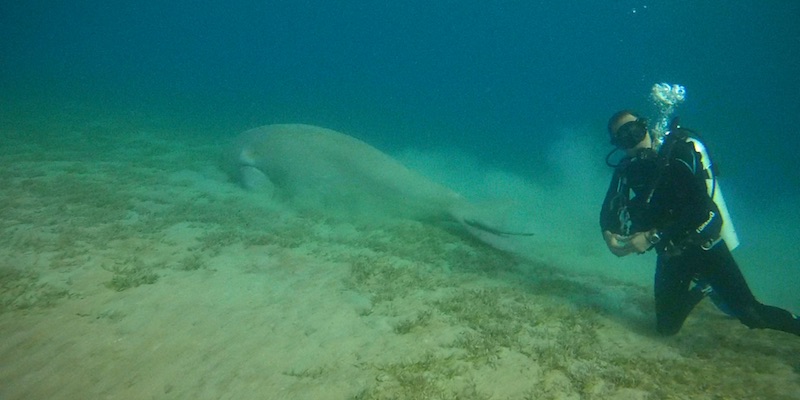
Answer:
[656, 321, 682, 336]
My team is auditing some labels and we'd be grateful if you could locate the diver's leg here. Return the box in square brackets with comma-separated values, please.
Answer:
[654, 253, 705, 335]
[701, 244, 800, 336]
[742, 304, 800, 335]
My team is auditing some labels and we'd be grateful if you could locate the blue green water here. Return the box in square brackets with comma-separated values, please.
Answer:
[3, 1, 798, 187]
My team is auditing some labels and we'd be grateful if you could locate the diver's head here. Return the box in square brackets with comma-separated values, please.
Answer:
[608, 110, 652, 155]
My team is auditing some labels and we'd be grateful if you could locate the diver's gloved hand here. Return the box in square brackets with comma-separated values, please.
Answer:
[603, 230, 652, 257]
[603, 230, 631, 257]
[627, 230, 653, 254]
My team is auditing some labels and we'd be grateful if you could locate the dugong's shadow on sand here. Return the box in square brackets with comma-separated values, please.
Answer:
[225, 124, 531, 243]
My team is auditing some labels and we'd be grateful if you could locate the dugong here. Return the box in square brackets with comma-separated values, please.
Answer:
[227, 124, 530, 239]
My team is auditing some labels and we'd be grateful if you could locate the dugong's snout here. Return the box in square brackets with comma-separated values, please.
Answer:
[234, 146, 275, 195]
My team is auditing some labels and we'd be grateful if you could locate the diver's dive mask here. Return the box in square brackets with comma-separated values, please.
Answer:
[611, 119, 649, 149]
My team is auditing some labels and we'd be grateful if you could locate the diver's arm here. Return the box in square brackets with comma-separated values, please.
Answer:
[600, 171, 640, 257]
[600, 168, 625, 229]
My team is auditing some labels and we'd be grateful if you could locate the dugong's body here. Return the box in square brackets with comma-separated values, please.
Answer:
[228, 124, 471, 223]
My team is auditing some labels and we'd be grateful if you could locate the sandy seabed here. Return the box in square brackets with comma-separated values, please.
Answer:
[1, 114, 798, 400]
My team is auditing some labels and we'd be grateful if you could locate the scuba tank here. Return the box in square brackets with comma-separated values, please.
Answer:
[667, 118, 740, 251]
[685, 136, 740, 251]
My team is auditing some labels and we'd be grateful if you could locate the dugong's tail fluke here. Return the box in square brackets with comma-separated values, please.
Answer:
[462, 218, 535, 237]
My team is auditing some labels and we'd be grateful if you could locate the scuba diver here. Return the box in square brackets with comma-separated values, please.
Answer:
[600, 109, 800, 336]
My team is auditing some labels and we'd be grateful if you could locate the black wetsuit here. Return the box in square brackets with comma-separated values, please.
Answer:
[600, 131, 800, 336]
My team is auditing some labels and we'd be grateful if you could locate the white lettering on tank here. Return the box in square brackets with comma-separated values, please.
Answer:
[696, 210, 716, 233]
